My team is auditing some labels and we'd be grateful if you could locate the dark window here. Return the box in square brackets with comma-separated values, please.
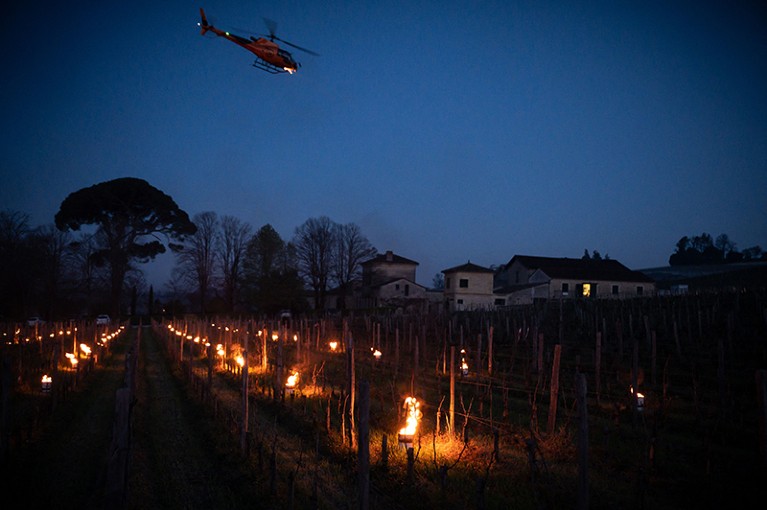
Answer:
[445, 277, 451, 289]
[459, 279, 469, 288]
[494, 298, 505, 306]
[405, 284, 410, 296]
[562, 283, 569, 295]
[636, 286, 644, 296]
[612, 285, 619, 295]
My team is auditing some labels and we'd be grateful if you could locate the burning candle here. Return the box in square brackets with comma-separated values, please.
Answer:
[285, 371, 299, 395]
[41, 374, 52, 393]
[398, 396, 421, 448]
[630, 386, 645, 411]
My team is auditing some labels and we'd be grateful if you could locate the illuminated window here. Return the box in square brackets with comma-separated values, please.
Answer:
[582, 283, 591, 297]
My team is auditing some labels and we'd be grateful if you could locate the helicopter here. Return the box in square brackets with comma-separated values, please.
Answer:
[198, 8, 318, 74]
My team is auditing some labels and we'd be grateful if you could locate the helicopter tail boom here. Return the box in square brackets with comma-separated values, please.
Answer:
[199, 8, 210, 35]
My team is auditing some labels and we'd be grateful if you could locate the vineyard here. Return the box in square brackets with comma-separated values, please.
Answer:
[2, 290, 767, 509]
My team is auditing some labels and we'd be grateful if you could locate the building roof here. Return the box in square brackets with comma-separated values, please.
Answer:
[508, 255, 654, 283]
[361, 250, 419, 266]
[372, 277, 425, 290]
[442, 261, 494, 274]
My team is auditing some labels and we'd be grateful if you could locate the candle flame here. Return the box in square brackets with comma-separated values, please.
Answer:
[398, 396, 421, 437]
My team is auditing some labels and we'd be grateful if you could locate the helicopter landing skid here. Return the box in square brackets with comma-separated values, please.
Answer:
[252, 58, 288, 74]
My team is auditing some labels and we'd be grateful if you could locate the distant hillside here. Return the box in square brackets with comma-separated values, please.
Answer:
[639, 261, 767, 291]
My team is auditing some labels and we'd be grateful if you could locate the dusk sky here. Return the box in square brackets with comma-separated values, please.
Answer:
[2, 1, 765, 289]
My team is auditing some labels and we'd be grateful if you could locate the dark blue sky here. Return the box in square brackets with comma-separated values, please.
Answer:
[2, 1, 765, 288]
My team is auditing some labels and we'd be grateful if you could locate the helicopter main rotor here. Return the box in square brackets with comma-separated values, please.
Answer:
[262, 17, 320, 56]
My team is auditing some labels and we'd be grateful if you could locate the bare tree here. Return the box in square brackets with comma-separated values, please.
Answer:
[332, 222, 376, 310]
[715, 234, 736, 261]
[0, 210, 32, 317]
[27, 225, 73, 319]
[293, 216, 336, 311]
[219, 215, 251, 313]
[174, 211, 219, 314]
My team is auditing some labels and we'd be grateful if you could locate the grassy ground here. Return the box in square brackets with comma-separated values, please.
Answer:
[2, 327, 265, 509]
[4, 295, 767, 510]
[3, 334, 128, 508]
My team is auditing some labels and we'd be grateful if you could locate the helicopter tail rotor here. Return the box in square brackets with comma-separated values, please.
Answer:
[199, 8, 210, 35]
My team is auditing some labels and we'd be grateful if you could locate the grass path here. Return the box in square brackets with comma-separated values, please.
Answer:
[126, 326, 263, 509]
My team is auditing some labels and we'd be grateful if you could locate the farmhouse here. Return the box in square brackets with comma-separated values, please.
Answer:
[442, 261, 496, 312]
[338, 251, 656, 313]
[493, 255, 656, 306]
[357, 250, 428, 311]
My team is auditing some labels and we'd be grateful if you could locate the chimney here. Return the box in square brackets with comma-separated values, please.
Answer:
[385, 250, 393, 261]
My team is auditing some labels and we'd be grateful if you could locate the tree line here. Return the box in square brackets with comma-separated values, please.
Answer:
[669, 232, 764, 266]
[4, 178, 764, 321]
[0, 178, 376, 321]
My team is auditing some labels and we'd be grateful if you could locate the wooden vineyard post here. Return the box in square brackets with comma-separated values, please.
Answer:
[651, 330, 657, 387]
[296, 321, 301, 365]
[576, 372, 589, 510]
[616, 320, 623, 359]
[595, 331, 602, 404]
[358, 380, 370, 510]
[632, 334, 640, 425]
[547, 344, 561, 435]
[276, 326, 284, 402]
[407, 445, 415, 484]
[347, 328, 356, 449]
[450, 345, 456, 436]
[414, 333, 419, 377]
[756, 369, 767, 483]
[179, 328, 184, 366]
[643, 315, 652, 351]
[475, 333, 482, 380]
[104, 387, 132, 508]
[488, 325, 494, 377]
[395, 327, 400, 379]
[1, 357, 10, 463]
[207, 341, 213, 399]
[261, 326, 268, 372]
[381, 434, 388, 472]
[241, 327, 249, 456]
